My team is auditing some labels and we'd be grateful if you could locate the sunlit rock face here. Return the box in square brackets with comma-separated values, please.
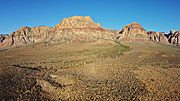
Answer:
[0, 34, 8, 43]
[52, 16, 102, 29]
[147, 31, 169, 44]
[0, 16, 115, 48]
[1, 16, 179, 48]
[166, 30, 180, 46]
[1, 26, 55, 47]
[146, 30, 180, 46]
[117, 22, 148, 41]
[51, 16, 115, 42]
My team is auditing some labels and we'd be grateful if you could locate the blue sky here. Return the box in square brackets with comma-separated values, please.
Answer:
[0, 0, 180, 34]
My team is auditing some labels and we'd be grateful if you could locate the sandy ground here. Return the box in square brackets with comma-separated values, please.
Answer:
[0, 40, 180, 100]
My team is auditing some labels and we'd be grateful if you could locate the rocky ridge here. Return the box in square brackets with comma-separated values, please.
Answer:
[117, 22, 179, 46]
[147, 31, 169, 44]
[52, 16, 102, 30]
[0, 16, 114, 48]
[117, 22, 148, 41]
[0, 16, 180, 48]
[0, 34, 8, 43]
[147, 30, 180, 45]
[1, 26, 55, 47]
[167, 30, 180, 45]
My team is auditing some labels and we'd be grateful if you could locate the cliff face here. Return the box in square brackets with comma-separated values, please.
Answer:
[117, 22, 148, 41]
[147, 31, 169, 44]
[166, 30, 180, 46]
[0, 34, 8, 43]
[146, 30, 180, 46]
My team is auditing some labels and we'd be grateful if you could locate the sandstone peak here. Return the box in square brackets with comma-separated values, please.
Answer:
[96, 23, 101, 27]
[118, 22, 147, 41]
[52, 16, 102, 30]
[19, 26, 30, 30]
[170, 30, 176, 34]
[122, 22, 145, 31]
[9, 26, 31, 36]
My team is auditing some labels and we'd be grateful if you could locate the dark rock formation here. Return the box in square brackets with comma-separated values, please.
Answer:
[147, 31, 169, 44]
[166, 30, 180, 46]
[0, 34, 8, 43]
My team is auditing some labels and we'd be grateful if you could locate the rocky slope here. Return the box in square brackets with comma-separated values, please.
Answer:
[0, 16, 179, 48]
[147, 30, 180, 46]
[0, 34, 8, 43]
[0, 16, 115, 48]
[116, 22, 179, 46]
[1, 26, 55, 47]
[166, 30, 180, 46]
[52, 16, 102, 30]
[147, 31, 169, 44]
[117, 22, 148, 41]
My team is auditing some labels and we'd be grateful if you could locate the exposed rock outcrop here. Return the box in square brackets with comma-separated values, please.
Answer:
[166, 30, 180, 46]
[52, 16, 102, 30]
[0, 34, 8, 43]
[117, 22, 148, 41]
[0, 16, 115, 48]
[146, 30, 180, 46]
[1, 16, 179, 48]
[147, 31, 169, 44]
[1, 26, 55, 47]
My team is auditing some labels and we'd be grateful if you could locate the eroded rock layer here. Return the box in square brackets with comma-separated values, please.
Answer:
[117, 22, 148, 41]
[0, 16, 115, 48]
[0, 16, 180, 48]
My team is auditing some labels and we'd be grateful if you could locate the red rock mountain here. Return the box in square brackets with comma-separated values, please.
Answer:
[2, 26, 56, 47]
[0, 16, 179, 48]
[0, 16, 114, 48]
[117, 22, 179, 45]
[52, 16, 101, 30]
[117, 22, 148, 41]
